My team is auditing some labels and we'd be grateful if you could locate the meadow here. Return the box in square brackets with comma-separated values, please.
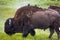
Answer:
[0, 5, 59, 40]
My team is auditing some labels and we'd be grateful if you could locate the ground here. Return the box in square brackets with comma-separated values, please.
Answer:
[0, 29, 58, 40]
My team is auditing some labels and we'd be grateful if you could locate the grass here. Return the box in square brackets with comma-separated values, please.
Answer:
[0, 29, 58, 40]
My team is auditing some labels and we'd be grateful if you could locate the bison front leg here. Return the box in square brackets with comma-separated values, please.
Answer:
[49, 26, 54, 38]
[23, 30, 29, 37]
[23, 28, 29, 37]
[22, 24, 32, 37]
[23, 28, 35, 37]
[29, 29, 35, 36]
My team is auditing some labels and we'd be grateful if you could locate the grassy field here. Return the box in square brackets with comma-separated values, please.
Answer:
[0, 29, 58, 40]
[0, 6, 59, 40]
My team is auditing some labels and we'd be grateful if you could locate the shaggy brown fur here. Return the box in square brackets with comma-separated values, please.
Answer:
[13, 5, 43, 31]
[13, 5, 43, 25]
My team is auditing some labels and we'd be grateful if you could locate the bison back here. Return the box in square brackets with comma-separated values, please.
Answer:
[30, 9, 60, 29]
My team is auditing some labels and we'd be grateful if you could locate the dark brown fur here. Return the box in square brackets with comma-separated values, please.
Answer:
[14, 5, 43, 23]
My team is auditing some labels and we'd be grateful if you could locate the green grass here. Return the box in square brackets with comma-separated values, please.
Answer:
[0, 29, 58, 40]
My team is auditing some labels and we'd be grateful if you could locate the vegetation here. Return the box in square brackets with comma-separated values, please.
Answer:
[0, 29, 58, 40]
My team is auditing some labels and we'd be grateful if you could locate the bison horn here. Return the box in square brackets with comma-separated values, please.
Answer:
[9, 19, 11, 25]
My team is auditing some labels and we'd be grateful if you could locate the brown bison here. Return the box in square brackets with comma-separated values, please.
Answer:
[4, 5, 60, 39]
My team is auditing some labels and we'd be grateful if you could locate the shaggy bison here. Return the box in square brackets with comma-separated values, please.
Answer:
[4, 5, 60, 39]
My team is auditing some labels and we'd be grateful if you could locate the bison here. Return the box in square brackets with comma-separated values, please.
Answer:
[4, 5, 60, 39]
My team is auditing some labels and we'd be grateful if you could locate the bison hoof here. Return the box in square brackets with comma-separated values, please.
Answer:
[30, 30, 35, 36]
[48, 36, 51, 38]
[23, 32, 29, 37]
[23, 34, 27, 37]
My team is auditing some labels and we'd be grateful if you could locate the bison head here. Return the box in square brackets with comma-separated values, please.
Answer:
[4, 18, 15, 35]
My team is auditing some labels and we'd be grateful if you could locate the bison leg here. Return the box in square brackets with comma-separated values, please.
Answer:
[29, 29, 35, 36]
[23, 30, 29, 37]
[22, 24, 32, 37]
[55, 27, 60, 39]
[23, 29, 35, 37]
[49, 26, 54, 38]
[23, 27, 30, 37]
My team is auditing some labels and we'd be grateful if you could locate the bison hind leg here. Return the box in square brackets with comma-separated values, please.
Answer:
[49, 25, 54, 38]
[55, 27, 60, 39]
